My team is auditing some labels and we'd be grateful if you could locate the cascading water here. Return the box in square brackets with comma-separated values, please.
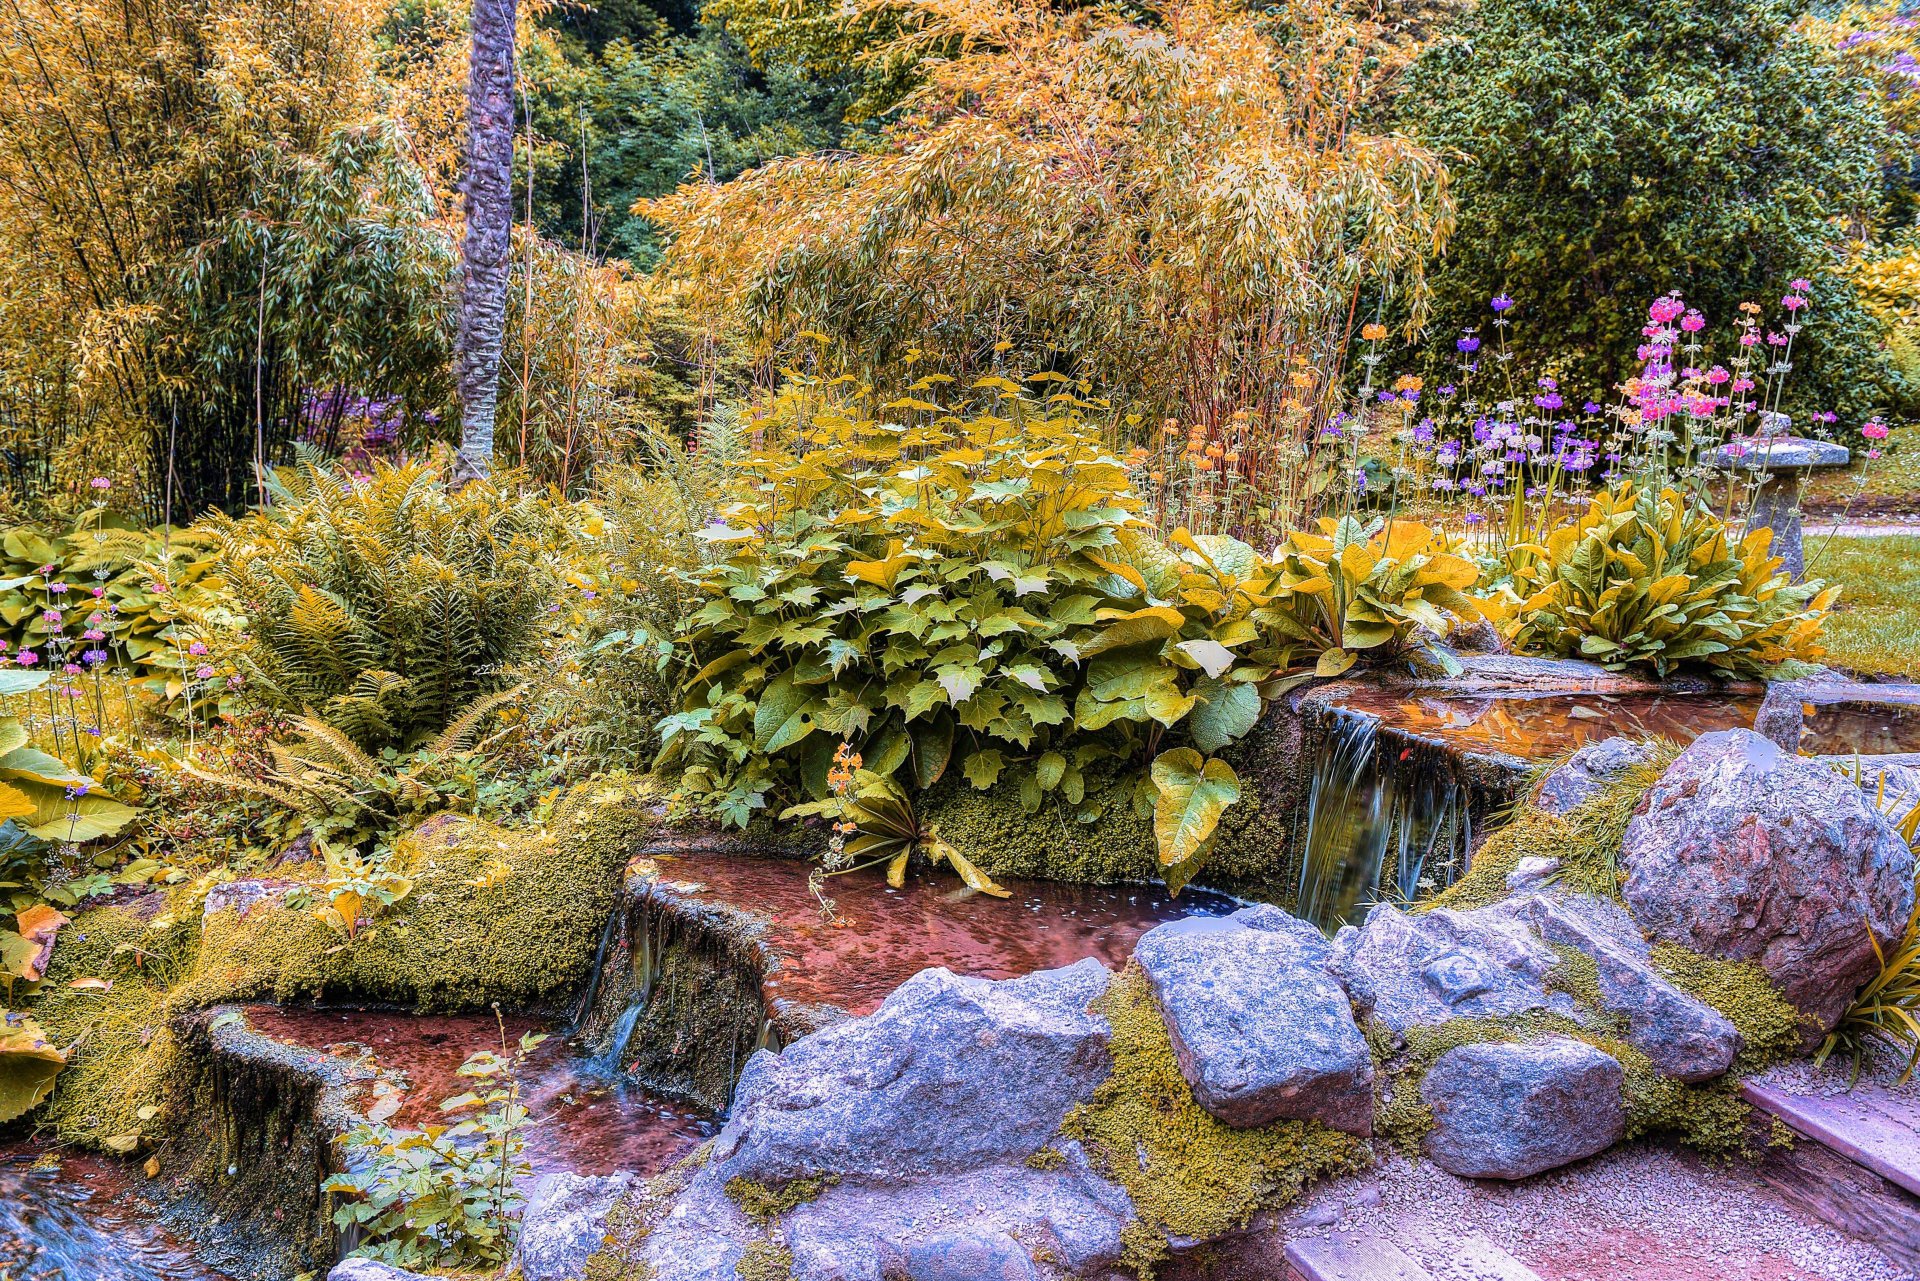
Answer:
[1296, 707, 1474, 931]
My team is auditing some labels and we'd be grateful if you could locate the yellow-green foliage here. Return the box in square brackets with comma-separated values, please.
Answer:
[185, 781, 646, 1011]
[1497, 484, 1835, 678]
[31, 897, 201, 1146]
[1061, 967, 1367, 1278]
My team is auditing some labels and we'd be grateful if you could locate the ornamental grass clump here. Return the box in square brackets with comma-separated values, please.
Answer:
[1492, 483, 1834, 678]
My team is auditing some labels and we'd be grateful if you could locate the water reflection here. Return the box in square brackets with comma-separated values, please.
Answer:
[0, 1140, 229, 1281]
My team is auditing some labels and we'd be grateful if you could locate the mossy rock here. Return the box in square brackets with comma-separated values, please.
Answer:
[184, 781, 648, 1012]
[1061, 966, 1367, 1278]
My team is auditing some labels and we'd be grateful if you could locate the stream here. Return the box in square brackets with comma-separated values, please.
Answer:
[0, 1138, 231, 1281]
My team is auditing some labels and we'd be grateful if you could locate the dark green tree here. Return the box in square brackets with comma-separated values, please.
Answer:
[1400, 0, 1904, 421]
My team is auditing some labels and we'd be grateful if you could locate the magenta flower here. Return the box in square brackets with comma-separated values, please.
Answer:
[1789, 278, 1812, 292]
[1863, 421, 1890, 441]
[195, 664, 216, 681]
[15, 651, 37, 666]
[1680, 311, 1705, 333]
[89, 477, 111, 491]
[188, 641, 208, 656]
[1782, 295, 1806, 312]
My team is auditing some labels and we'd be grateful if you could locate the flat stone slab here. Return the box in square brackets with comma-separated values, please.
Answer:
[1284, 1231, 1433, 1281]
[1741, 1078, 1920, 1199]
[1710, 435, 1850, 471]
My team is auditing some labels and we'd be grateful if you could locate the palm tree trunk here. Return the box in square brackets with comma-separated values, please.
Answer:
[453, 0, 518, 483]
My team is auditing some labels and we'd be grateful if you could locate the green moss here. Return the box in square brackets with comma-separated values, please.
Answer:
[1652, 943, 1808, 1066]
[1060, 967, 1367, 1278]
[581, 1142, 714, 1281]
[724, 1174, 838, 1223]
[1024, 1145, 1066, 1171]
[735, 1240, 795, 1281]
[922, 715, 1304, 901]
[1425, 742, 1681, 913]
[31, 898, 201, 1145]
[1372, 1016, 1522, 1155]
[183, 781, 646, 1012]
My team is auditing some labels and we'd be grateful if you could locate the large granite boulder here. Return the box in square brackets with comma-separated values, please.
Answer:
[1420, 1037, 1625, 1180]
[1533, 738, 1652, 816]
[1522, 898, 1740, 1082]
[716, 959, 1112, 1185]
[516, 1171, 637, 1281]
[1135, 905, 1373, 1135]
[638, 1141, 1133, 1281]
[1622, 730, 1915, 1037]
[1328, 901, 1570, 1039]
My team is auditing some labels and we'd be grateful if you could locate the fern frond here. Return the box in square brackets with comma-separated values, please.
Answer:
[424, 683, 527, 758]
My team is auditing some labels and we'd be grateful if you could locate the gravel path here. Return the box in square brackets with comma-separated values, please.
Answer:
[1272, 1141, 1914, 1281]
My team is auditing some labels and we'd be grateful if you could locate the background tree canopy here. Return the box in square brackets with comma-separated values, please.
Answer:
[1398, 0, 1904, 420]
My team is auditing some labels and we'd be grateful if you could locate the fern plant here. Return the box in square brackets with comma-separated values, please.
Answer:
[211, 458, 562, 749]
[184, 686, 526, 852]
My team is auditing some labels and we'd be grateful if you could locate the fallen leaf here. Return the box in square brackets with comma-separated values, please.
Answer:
[143, 1155, 161, 1178]
[66, 977, 111, 992]
[15, 905, 69, 982]
[101, 1133, 140, 1154]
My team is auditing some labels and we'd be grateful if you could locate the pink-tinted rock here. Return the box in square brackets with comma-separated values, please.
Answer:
[1621, 730, 1915, 1038]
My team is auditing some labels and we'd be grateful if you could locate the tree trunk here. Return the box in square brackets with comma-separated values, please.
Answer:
[453, 0, 518, 484]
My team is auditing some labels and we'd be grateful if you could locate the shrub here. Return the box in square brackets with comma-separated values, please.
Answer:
[1494, 484, 1834, 677]
[1398, 0, 1900, 420]
[659, 375, 1482, 890]
[211, 458, 562, 750]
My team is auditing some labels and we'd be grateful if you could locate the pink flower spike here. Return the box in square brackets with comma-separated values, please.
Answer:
[1782, 295, 1805, 312]
[89, 477, 110, 491]
[1863, 422, 1890, 440]
[1790, 278, 1811, 292]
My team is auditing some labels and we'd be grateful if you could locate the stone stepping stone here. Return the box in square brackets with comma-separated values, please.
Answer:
[1741, 1078, 1920, 1198]
[1284, 1230, 1543, 1281]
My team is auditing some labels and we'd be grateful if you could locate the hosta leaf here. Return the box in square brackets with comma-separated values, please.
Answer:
[1315, 648, 1357, 677]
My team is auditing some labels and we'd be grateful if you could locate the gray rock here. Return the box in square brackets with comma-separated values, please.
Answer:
[1329, 902, 1567, 1039]
[1135, 906, 1373, 1135]
[1534, 738, 1652, 816]
[640, 1143, 1132, 1280]
[1711, 436, 1850, 472]
[1505, 857, 1561, 893]
[715, 959, 1112, 1184]
[1523, 898, 1741, 1082]
[201, 878, 292, 923]
[515, 1171, 637, 1281]
[1622, 730, 1916, 1038]
[905, 1231, 1039, 1281]
[328, 1261, 430, 1281]
[1855, 760, 1920, 831]
[1420, 1038, 1626, 1180]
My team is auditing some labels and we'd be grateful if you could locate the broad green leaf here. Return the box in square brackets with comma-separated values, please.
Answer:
[1035, 750, 1067, 791]
[0, 1014, 65, 1124]
[752, 672, 816, 755]
[1189, 680, 1261, 753]
[1150, 749, 1240, 895]
[1315, 648, 1356, 677]
[909, 714, 954, 789]
[961, 749, 1004, 788]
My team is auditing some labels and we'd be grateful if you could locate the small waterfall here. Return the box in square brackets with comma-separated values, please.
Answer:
[584, 998, 646, 1080]
[1296, 707, 1473, 931]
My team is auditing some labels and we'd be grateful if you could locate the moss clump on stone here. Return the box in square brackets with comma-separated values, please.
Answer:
[1651, 943, 1808, 1065]
[724, 1173, 838, 1223]
[1370, 1015, 1522, 1154]
[581, 1142, 714, 1281]
[1060, 966, 1368, 1278]
[735, 1240, 795, 1281]
[183, 781, 646, 1012]
[1426, 742, 1680, 913]
[1024, 1145, 1066, 1171]
[32, 898, 201, 1145]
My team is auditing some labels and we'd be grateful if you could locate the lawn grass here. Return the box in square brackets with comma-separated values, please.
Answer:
[1804, 423, 1920, 515]
[1806, 534, 1920, 680]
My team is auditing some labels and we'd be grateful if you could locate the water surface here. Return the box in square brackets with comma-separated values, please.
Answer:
[0, 1138, 230, 1281]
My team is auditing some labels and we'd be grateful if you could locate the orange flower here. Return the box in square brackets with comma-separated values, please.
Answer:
[1205, 443, 1225, 458]
[1225, 451, 1241, 465]
[1148, 470, 1165, 484]
[1393, 374, 1424, 393]
[1162, 423, 1181, 438]
[1361, 322, 1388, 342]
[1194, 458, 1215, 472]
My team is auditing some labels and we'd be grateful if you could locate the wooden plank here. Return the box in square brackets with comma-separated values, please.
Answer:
[1284, 1232, 1435, 1281]
[1742, 1079, 1920, 1199]
[1448, 1235, 1544, 1281]
[1749, 1120, 1920, 1275]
